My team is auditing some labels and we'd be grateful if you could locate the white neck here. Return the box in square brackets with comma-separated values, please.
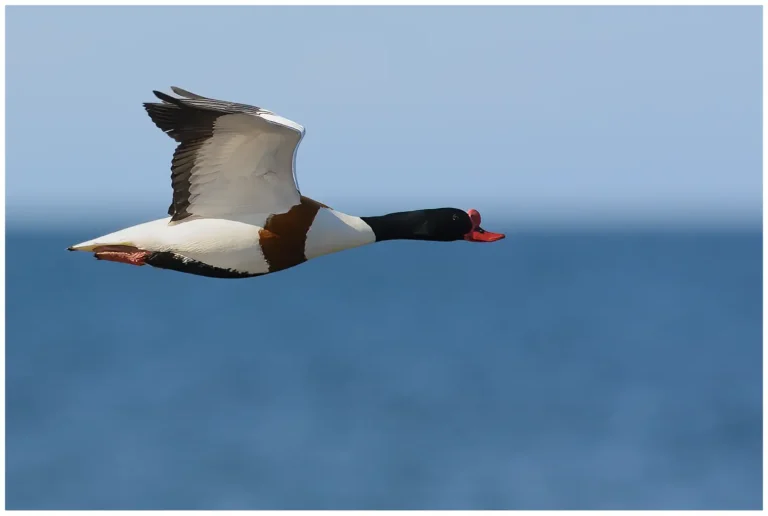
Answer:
[304, 207, 376, 260]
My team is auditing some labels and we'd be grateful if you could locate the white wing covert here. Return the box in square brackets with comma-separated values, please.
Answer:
[144, 87, 306, 223]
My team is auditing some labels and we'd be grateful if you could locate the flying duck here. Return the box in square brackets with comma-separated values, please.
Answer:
[68, 87, 505, 279]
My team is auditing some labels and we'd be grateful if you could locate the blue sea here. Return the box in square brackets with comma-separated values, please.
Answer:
[6, 224, 763, 510]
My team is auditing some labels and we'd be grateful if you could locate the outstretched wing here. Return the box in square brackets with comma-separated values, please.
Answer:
[144, 86, 306, 223]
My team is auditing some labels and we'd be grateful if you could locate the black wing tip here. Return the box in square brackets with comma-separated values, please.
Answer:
[153, 89, 181, 105]
[143, 101, 164, 111]
[171, 86, 206, 99]
[152, 87, 213, 107]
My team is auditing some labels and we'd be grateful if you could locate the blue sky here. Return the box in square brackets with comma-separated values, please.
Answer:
[6, 6, 762, 227]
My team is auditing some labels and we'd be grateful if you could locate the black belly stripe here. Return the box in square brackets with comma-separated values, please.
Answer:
[144, 196, 330, 279]
[145, 252, 261, 279]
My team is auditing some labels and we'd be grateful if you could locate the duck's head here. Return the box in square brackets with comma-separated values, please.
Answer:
[362, 208, 505, 243]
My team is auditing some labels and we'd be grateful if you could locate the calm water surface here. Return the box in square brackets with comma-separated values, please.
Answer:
[6, 226, 762, 509]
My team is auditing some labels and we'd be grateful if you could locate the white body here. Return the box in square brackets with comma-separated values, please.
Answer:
[71, 208, 376, 275]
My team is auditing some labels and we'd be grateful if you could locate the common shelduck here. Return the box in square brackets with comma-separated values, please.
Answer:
[68, 87, 505, 278]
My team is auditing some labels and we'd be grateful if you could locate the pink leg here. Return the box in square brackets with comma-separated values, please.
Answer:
[93, 245, 151, 266]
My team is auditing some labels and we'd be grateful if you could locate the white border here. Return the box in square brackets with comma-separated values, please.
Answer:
[1, 2, 764, 515]
[2, 0, 767, 5]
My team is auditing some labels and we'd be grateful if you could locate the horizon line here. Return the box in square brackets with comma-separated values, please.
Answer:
[6, 200, 761, 232]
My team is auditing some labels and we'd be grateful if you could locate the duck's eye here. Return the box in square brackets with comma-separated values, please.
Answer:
[452, 214, 459, 221]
